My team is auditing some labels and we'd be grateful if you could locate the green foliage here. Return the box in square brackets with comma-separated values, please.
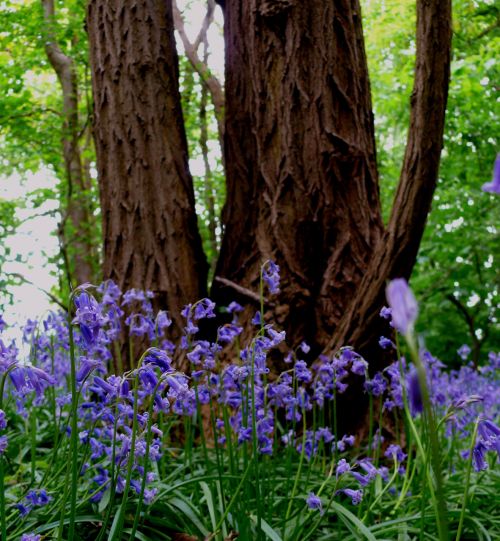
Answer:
[179, 56, 225, 274]
[0, 0, 100, 302]
[363, 0, 500, 364]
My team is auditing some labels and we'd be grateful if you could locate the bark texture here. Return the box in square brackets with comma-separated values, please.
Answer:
[328, 0, 452, 366]
[87, 0, 208, 327]
[42, 0, 95, 286]
[212, 0, 383, 350]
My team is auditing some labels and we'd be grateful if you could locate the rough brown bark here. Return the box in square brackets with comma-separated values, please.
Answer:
[86, 0, 208, 329]
[212, 0, 383, 351]
[42, 0, 95, 286]
[328, 0, 452, 366]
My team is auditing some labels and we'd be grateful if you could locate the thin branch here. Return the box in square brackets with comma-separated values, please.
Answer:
[214, 276, 268, 305]
[6, 272, 66, 311]
[172, 0, 224, 145]
[193, 0, 216, 52]
[475, 19, 500, 40]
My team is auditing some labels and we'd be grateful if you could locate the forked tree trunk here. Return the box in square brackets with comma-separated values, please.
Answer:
[87, 0, 208, 329]
[212, 0, 383, 352]
[214, 0, 451, 366]
[328, 0, 452, 367]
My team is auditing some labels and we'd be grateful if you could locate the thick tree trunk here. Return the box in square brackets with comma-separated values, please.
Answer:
[87, 0, 208, 329]
[328, 0, 452, 368]
[212, 0, 383, 352]
[42, 0, 95, 287]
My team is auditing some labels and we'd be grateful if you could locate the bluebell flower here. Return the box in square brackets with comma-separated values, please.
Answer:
[0, 315, 6, 333]
[193, 298, 216, 320]
[346, 356, 365, 378]
[457, 344, 471, 360]
[262, 260, 280, 294]
[73, 291, 107, 347]
[364, 372, 386, 397]
[379, 336, 395, 350]
[21, 534, 41, 541]
[306, 492, 323, 514]
[472, 440, 489, 471]
[76, 357, 102, 383]
[0, 410, 6, 430]
[218, 323, 243, 343]
[481, 153, 500, 194]
[339, 488, 363, 505]
[299, 341, 311, 354]
[407, 368, 423, 417]
[386, 279, 418, 334]
[385, 444, 407, 463]
[227, 301, 243, 314]
[379, 306, 392, 320]
[336, 458, 351, 476]
[0, 435, 7, 455]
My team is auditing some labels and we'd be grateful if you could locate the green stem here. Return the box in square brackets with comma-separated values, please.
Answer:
[0, 458, 6, 541]
[285, 407, 307, 522]
[112, 372, 140, 540]
[406, 334, 448, 541]
[455, 419, 480, 541]
[67, 315, 79, 540]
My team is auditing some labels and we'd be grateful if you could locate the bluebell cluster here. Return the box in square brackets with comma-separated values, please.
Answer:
[0, 264, 498, 530]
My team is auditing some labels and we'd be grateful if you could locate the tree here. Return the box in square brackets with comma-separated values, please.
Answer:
[363, 0, 499, 364]
[41, 0, 95, 286]
[86, 0, 208, 328]
[0, 0, 100, 300]
[212, 0, 452, 365]
[86, 0, 452, 370]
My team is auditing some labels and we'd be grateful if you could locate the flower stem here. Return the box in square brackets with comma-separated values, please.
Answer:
[455, 419, 480, 541]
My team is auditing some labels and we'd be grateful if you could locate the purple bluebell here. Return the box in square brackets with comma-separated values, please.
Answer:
[73, 291, 107, 347]
[407, 369, 423, 417]
[76, 357, 102, 383]
[482, 153, 500, 194]
[457, 344, 471, 360]
[339, 488, 363, 505]
[380, 306, 392, 320]
[385, 444, 407, 463]
[0, 435, 7, 455]
[227, 301, 243, 314]
[351, 357, 368, 376]
[472, 440, 489, 471]
[21, 534, 41, 541]
[218, 324, 243, 344]
[336, 458, 351, 476]
[193, 298, 216, 320]
[299, 341, 311, 354]
[306, 492, 323, 514]
[386, 279, 418, 334]
[262, 260, 280, 294]
[364, 372, 386, 397]
[379, 336, 394, 350]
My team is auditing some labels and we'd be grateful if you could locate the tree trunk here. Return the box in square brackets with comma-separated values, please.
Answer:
[328, 0, 452, 368]
[42, 0, 95, 287]
[86, 0, 208, 329]
[212, 0, 383, 352]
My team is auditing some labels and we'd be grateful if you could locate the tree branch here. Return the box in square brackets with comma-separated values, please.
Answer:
[214, 276, 268, 305]
[172, 0, 224, 145]
[6, 272, 66, 311]
[327, 0, 452, 361]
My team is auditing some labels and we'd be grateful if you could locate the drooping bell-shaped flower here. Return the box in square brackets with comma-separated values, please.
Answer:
[386, 278, 418, 335]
